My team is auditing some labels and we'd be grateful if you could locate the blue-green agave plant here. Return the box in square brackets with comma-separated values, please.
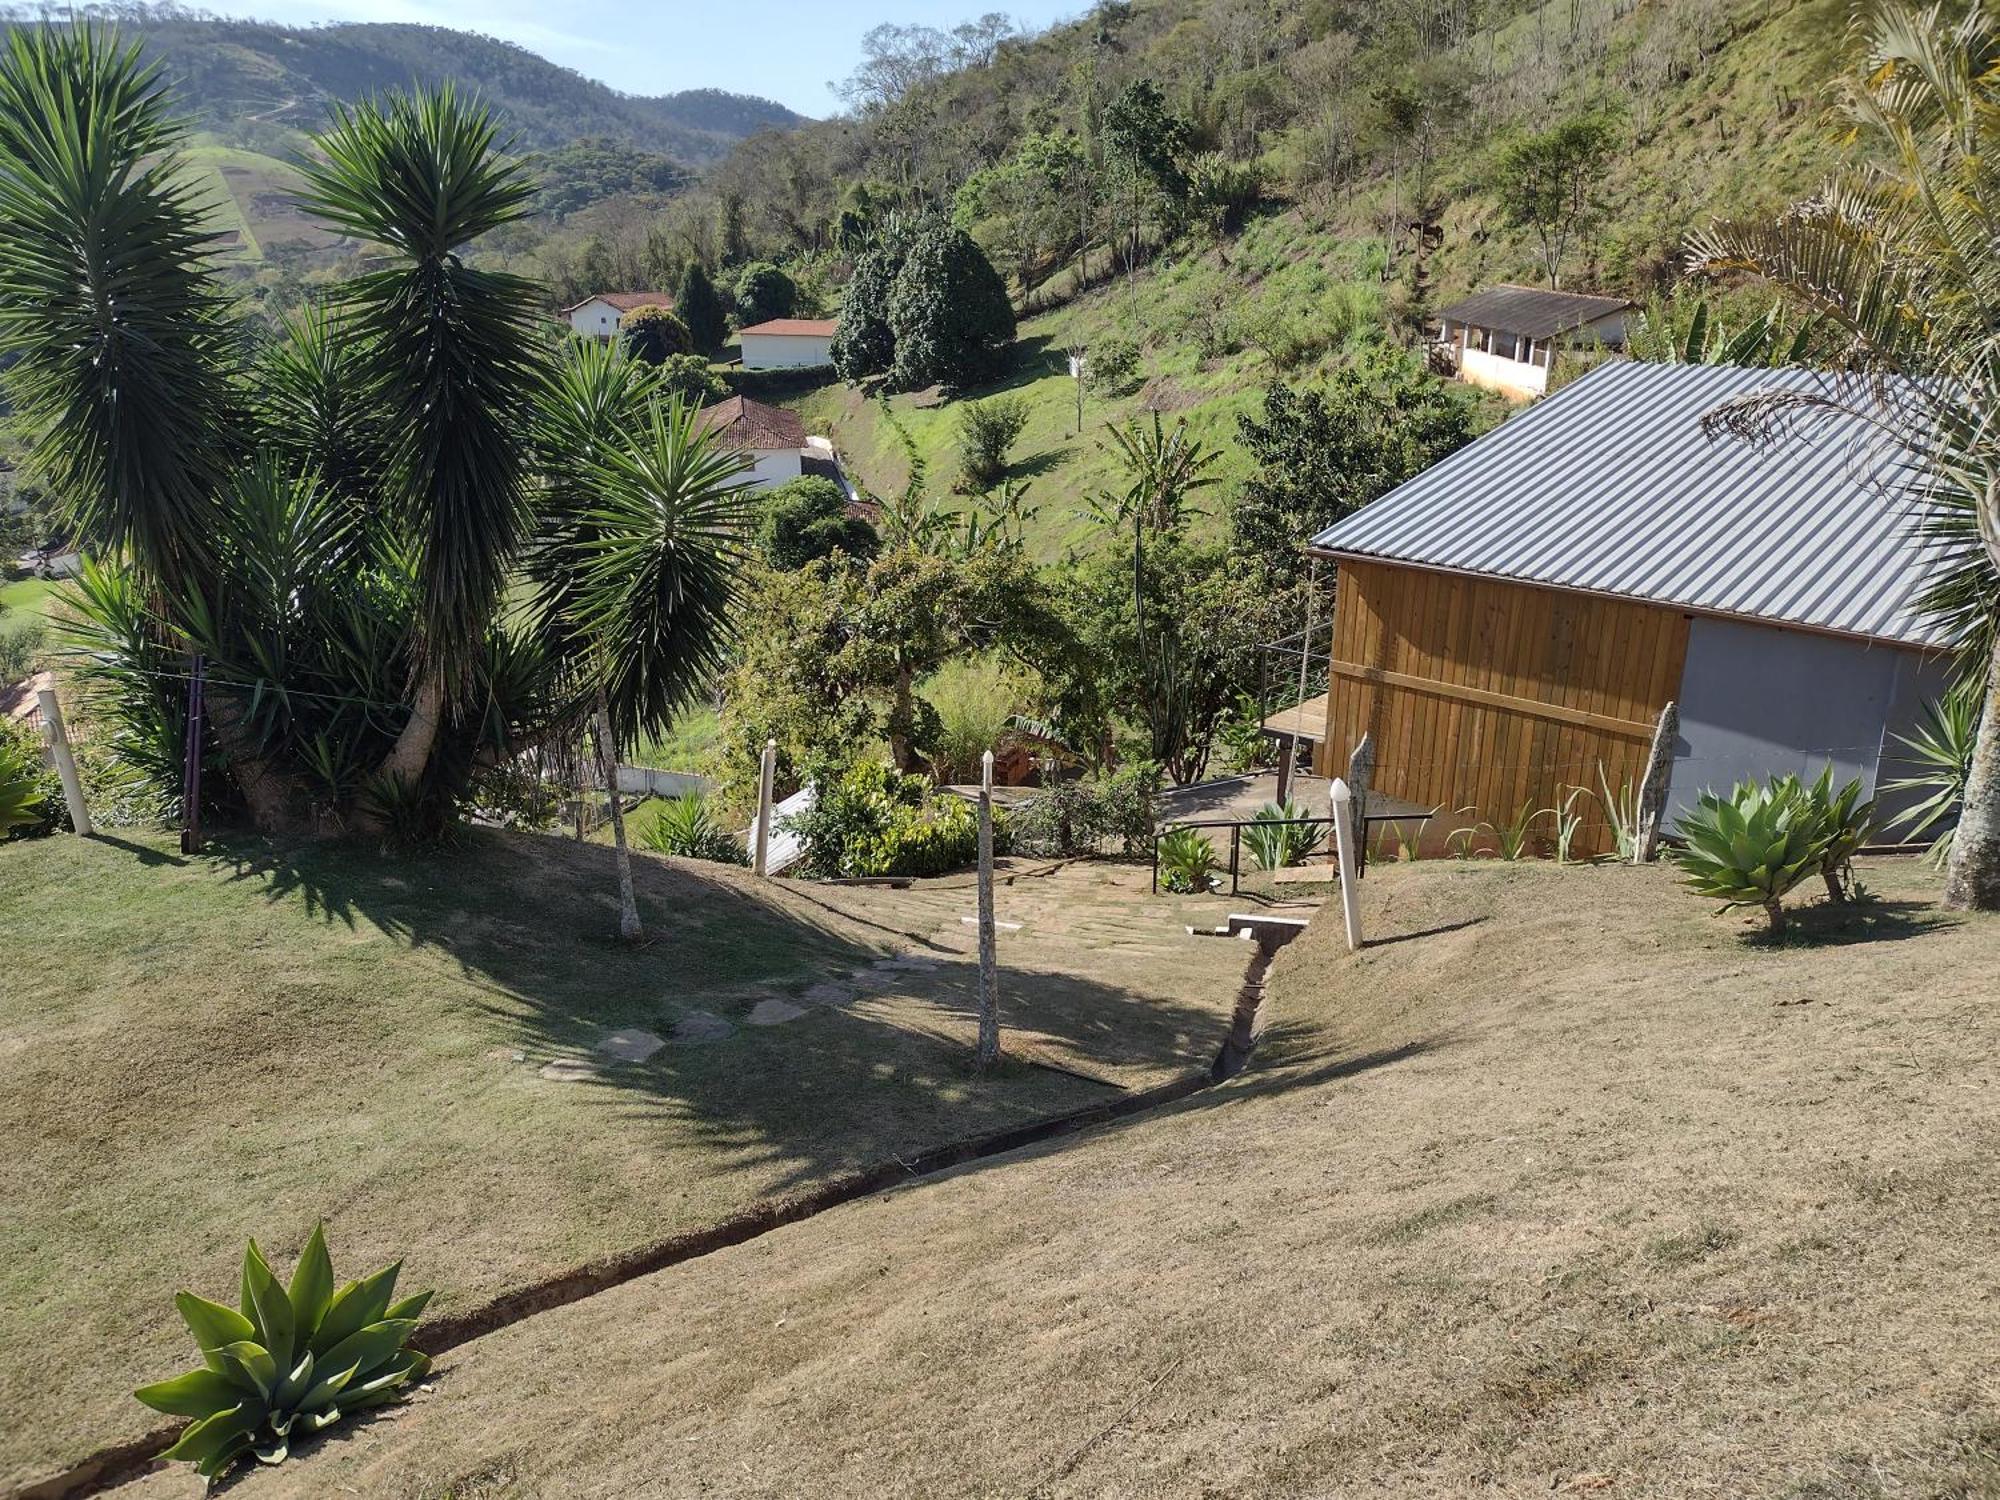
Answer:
[136, 1225, 433, 1481]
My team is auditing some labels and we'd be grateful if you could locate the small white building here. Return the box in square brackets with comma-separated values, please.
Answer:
[563, 291, 674, 341]
[694, 395, 806, 490]
[1434, 286, 1634, 400]
[14, 542, 80, 578]
[738, 318, 837, 371]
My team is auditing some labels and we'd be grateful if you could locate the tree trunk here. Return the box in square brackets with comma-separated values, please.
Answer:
[1943, 635, 2000, 910]
[1764, 898, 1786, 936]
[379, 663, 445, 787]
[205, 687, 293, 832]
[593, 688, 643, 943]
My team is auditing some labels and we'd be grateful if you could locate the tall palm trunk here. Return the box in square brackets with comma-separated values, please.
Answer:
[1943, 636, 2000, 909]
[379, 664, 445, 786]
[593, 686, 643, 943]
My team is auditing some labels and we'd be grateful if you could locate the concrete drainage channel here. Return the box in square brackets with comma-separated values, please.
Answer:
[15, 919, 1309, 1500]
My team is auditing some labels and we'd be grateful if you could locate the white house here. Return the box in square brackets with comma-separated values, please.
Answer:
[563, 291, 674, 341]
[738, 318, 837, 371]
[694, 395, 806, 490]
[1433, 285, 1634, 400]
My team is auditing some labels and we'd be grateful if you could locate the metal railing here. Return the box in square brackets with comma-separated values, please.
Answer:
[1152, 804, 1440, 896]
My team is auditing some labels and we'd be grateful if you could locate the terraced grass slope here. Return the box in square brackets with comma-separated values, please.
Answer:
[0, 830, 1261, 1490]
[138, 857, 2000, 1499]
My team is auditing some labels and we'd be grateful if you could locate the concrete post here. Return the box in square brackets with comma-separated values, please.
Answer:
[1635, 701, 1679, 864]
[975, 749, 1000, 1069]
[753, 738, 777, 877]
[38, 687, 90, 837]
[1332, 777, 1362, 953]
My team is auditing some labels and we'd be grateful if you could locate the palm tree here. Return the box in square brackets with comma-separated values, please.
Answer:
[535, 352, 754, 940]
[1686, 1, 2000, 910]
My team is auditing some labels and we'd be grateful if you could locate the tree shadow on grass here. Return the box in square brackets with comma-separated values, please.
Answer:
[1753, 897, 1957, 950]
[203, 826, 1249, 1204]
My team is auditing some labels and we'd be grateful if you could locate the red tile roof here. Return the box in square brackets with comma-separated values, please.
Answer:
[694, 395, 806, 451]
[738, 318, 837, 337]
[563, 291, 675, 315]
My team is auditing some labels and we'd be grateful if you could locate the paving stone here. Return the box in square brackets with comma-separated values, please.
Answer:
[596, 1027, 666, 1063]
[537, 1057, 599, 1083]
[875, 954, 943, 972]
[800, 981, 856, 1007]
[672, 1010, 735, 1044]
[746, 997, 808, 1027]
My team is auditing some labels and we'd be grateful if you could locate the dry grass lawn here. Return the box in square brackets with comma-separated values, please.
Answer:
[124, 855, 2000, 1500]
[0, 830, 1260, 1491]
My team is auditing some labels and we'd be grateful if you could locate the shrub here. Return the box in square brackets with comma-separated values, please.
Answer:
[925, 655, 1018, 784]
[789, 760, 993, 878]
[1243, 798, 1325, 871]
[0, 616, 43, 681]
[654, 352, 726, 408]
[1012, 763, 1160, 858]
[1157, 825, 1219, 893]
[638, 793, 746, 864]
[136, 1224, 432, 1482]
[1085, 335, 1141, 395]
[620, 303, 692, 364]
[954, 396, 1030, 492]
[1670, 778, 1824, 935]
[757, 476, 878, 568]
[733, 261, 797, 327]
[0, 720, 49, 836]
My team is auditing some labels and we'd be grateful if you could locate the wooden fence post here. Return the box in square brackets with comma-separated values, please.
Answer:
[1332, 777, 1362, 953]
[36, 687, 91, 837]
[753, 738, 776, 877]
[1635, 701, 1679, 864]
[975, 749, 1001, 1069]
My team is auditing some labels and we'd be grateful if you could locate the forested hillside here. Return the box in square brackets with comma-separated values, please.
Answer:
[80, 7, 803, 162]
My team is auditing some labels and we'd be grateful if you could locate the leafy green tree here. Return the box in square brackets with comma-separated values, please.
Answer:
[675, 260, 728, 354]
[757, 476, 878, 569]
[1495, 114, 1619, 289]
[1686, 2, 2000, 910]
[886, 218, 1016, 391]
[832, 227, 907, 381]
[1232, 347, 1476, 590]
[620, 304, 692, 365]
[954, 395, 1030, 491]
[732, 260, 797, 326]
[1099, 79, 1191, 287]
[654, 352, 727, 407]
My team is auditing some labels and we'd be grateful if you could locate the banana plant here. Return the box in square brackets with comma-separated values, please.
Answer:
[1670, 779, 1825, 935]
[135, 1225, 432, 1482]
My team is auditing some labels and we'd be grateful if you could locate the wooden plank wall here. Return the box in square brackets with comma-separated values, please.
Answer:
[1314, 560, 1690, 858]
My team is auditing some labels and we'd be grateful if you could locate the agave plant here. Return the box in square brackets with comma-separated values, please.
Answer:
[1243, 798, 1326, 871]
[1669, 779, 1825, 935]
[1777, 765, 1876, 901]
[1157, 825, 1220, 894]
[136, 1226, 432, 1481]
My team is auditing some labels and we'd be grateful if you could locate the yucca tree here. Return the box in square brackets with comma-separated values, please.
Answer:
[1687, 1, 2000, 910]
[0, 26, 240, 585]
[535, 359, 754, 940]
[293, 84, 544, 796]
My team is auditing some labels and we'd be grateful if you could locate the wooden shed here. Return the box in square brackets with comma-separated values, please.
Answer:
[1305, 363, 1954, 857]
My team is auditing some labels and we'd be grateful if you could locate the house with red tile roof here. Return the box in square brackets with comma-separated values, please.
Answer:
[563, 291, 674, 341]
[694, 395, 807, 489]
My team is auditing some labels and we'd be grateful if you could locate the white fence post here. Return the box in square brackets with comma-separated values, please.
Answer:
[975, 749, 1000, 1068]
[753, 738, 776, 877]
[1332, 777, 1362, 953]
[37, 687, 91, 838]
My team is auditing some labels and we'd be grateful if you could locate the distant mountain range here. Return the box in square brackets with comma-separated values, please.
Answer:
[114, 14, 804, 164]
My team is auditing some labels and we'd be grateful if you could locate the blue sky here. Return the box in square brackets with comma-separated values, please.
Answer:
[196, 1, 1086, 117]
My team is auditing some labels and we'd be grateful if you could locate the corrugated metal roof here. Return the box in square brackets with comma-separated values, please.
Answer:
[1434, 284, 1635, 338]
[1310, 361, 1953, 649]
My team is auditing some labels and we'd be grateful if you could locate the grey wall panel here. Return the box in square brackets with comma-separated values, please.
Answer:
[1668, 616, 1922, 822]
